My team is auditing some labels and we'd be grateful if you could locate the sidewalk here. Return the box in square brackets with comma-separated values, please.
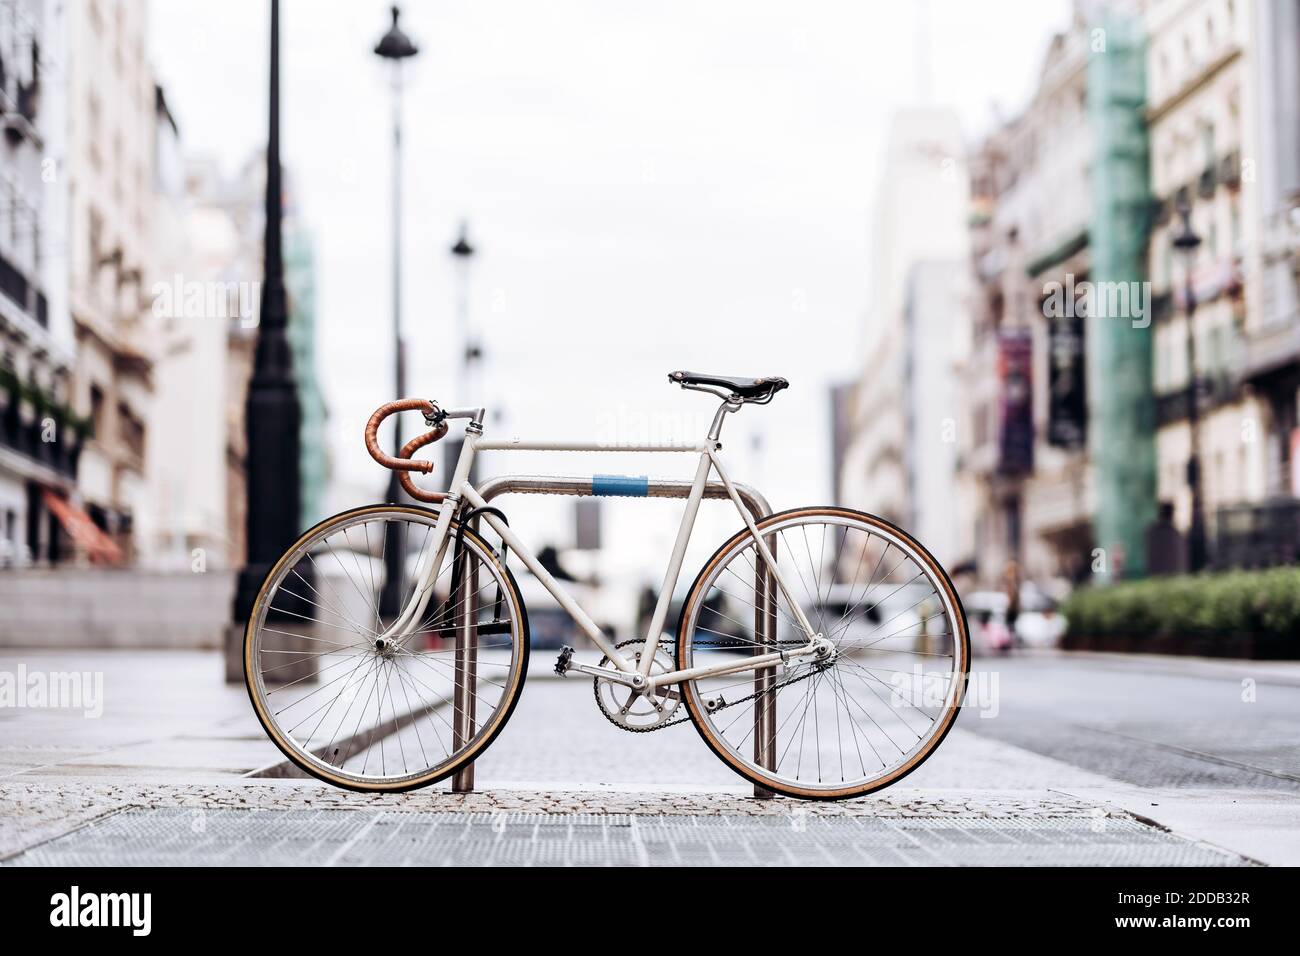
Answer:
[0, 649, 1289, 866]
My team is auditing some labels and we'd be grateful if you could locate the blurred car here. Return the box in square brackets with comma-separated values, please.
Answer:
[818, 581, 928, 647]
[1014, 589, 1068, 647]
[964, 591, 1014, 653]
[769, 581, 932, 653]
[963, 587, 1068, 651]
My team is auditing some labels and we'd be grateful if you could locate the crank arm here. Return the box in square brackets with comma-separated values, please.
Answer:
[564, 660, 647, 689]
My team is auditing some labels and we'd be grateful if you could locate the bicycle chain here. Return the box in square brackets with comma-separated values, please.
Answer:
[591, 638, 832, 734]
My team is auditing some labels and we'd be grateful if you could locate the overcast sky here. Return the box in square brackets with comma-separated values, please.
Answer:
[150, 0, 1071, 590]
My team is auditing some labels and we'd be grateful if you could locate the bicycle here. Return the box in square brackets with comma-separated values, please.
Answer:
[243, 371, 970, 799]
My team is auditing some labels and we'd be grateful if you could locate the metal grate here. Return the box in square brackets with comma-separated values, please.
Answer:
[3, 808, 1252, 867]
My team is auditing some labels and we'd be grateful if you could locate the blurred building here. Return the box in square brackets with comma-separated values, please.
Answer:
[142, 151, 327, 569]
[0, 0, 82, 568]
[65, 0, 161, 563]
[1144, 0, 1261, 563]
[839, 108, 970, 569]
[956, 0, 1300, 583]
[284, 225, 328, 531]
[138, 141, 242, 570]
[1217, 0, 1300, 566]
[962, 14, 1100, 586]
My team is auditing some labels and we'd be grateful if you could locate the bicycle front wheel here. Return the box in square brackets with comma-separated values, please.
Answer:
[677, 507, 969, 800]
[243, 504, 529, 792]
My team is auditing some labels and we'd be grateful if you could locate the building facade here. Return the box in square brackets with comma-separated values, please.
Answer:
[142, 150, 327, 570]
[840, 108, 970, 569]
[962, 17, 1100, 587]
[0, 0, 82, 569]
[1144, 0, 1263, 566]
[1220, 0, 1300, 565]
[65, 0, 160, 562]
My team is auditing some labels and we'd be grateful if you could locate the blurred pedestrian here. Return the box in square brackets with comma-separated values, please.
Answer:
[1002, 559, 1021, 642]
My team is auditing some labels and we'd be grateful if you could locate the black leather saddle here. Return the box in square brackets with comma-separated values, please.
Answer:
[668, 370, 789, 402]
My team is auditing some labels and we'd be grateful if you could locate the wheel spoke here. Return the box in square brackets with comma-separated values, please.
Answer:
[246, 509, 525, 789]
[679, 511, 967, 796]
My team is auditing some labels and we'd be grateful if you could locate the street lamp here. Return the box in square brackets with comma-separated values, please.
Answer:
[444, 221, 479, 481]
[230, 0, 306, 677]
[450, 220, 478, 400]
[374, 5, 419, 617]
[1172, 196, 1206, 572]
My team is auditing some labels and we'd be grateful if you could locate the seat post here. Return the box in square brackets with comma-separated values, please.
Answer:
[707, 399, 741, 441]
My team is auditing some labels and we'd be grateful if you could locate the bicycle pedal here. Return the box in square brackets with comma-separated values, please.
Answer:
[554, 645, 576, 677]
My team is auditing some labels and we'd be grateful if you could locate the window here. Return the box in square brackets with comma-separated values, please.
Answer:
[89, 385, 104, 440]
[118, 402, 146, 462]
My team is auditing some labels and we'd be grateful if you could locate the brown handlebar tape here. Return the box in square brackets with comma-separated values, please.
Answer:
[398, 427, 449, 503]
[364, 398, 439, 473]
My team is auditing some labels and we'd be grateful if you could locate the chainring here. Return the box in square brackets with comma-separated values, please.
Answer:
[592, 638, 683, 732]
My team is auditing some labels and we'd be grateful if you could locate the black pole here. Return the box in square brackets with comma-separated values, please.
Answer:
[1184, 271, 1206, 572]
[232, 0, 304, 627]
[375, 5, 418, 617]
[1173, 199, 1206, 573]
[379, 58, 406, 616]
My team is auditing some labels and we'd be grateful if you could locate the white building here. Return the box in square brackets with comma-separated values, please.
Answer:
[1143, 0, 1262, 553]
[0, 0, 80, 568]
[136, 112, 246, 570]
[839, 108, 970, 568]
[64, 0, 160, 563]
[1234, 0, 1300, 520]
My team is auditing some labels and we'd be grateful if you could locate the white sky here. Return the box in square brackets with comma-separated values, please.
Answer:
[151, 0, 1071, 595]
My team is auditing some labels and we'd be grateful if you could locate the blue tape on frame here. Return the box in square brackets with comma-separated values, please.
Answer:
[592, 474, 649, 497]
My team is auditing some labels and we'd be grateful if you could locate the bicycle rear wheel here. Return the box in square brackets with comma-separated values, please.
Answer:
[243, 504, 528, 792]
[677, 507, 969, 800]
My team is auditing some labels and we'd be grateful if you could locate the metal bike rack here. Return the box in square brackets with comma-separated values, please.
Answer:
[452, 474, 779, 799]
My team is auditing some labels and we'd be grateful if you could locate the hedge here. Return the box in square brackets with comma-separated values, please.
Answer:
[1062, 566, 1300, 659]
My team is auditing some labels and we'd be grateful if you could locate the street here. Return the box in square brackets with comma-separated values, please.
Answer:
[960, 655, 1300, 792]
[1, 647, 1297, 865]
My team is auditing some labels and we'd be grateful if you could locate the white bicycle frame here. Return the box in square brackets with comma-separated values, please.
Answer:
[379, 399, 826, 691]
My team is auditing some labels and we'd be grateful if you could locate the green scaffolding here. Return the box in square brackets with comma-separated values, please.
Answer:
[1087, 10, 1156, 579]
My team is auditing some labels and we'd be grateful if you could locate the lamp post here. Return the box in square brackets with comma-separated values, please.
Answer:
[375, 5, 419, 617]
[450, 221, 478, 399]
[230, 0, 305, 678]
[1172, 196, 1206, 572]
[444, 221, 479, 481]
